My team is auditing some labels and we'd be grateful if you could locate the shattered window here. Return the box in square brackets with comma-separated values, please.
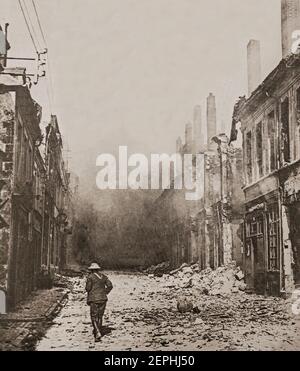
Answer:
[247, 217, 263, 237]
[267, 205, 279, 271]
[281, 98, 290, 163]
[297, 88, 300, 159]
[23, 134, 28, 181]
[297, 87, 300, 122]
[246, 131, 252, 184]
[27, 146, 33, 182]
[16, 123, 22, 180]
[256, 122, 263, 178]
[267, 111, 276, 172]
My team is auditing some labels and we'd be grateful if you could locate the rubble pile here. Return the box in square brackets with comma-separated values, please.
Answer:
[157, 262, 247, 296]
[61, 268, 84, 278]
[53, 274, 73, 289]
[144, 262, 171, 277]
[192, 295, 290, 326]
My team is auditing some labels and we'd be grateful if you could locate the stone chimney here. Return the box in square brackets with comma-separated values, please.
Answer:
[185, 123, 193, 153]
[207, 93, 217, 151]
[176, 136, 183, 154]
[193, 105, 205, 153]
[281, 0, 300, 58]
[247, 40, 262, 96]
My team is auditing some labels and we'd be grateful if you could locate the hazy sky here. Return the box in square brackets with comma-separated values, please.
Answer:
[1, 0, 281, 182]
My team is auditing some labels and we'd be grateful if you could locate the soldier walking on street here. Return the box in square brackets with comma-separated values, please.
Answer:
[85, 263, 113, 342]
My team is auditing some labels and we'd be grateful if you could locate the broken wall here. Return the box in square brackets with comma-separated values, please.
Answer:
[282, 165, 300, 292]
[227, 147, 244, 268]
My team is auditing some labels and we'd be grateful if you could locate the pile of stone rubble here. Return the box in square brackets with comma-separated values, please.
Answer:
[150, 262, 247, 296]
[144, 262, 171, 276]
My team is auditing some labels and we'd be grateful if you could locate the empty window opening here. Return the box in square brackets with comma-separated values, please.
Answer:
[256, 122, 263, 178]
[281, 98, 290, 163]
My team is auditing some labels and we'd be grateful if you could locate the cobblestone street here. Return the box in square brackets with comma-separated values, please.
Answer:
[36, 272, 300, 351]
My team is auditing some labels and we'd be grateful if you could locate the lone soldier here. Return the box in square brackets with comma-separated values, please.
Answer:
[85, 262, 113, 342]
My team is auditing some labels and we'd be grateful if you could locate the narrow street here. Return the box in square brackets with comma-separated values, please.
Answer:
[37, 272, 300, 351]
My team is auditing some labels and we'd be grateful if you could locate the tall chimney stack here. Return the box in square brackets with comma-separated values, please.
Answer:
[281, 0, 300, 58]
[207, 93, 217, 151]
[193, 105, 205, 153]
[176, 136, 183, 154]
[247, 40, 262, 96]
[185, 123, 193, 153]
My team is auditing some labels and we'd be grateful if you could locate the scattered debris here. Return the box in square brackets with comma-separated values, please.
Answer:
[144, 262, 171, 277]
[61, 268, 84, 278]
[194, 318, 205, 326]
[53, 274, 73, 289]
[36, 272, 299, 352]
[177, 298, 194, 313]
[155, 262, 248, 296]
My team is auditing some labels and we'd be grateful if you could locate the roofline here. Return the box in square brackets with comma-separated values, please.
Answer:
[238, 53, 300, 117]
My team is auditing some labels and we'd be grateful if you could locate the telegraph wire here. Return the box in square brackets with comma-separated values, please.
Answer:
[32, 0, 47, 48]
[45, 72, 53, 114]
[45, 50, 55, 114]
[18, 0, 39, 53]
[25, 0, 55, 114]
[30, 0, 55, 113]
[18, 0, 56, 116]
[22, 0, 43, 51]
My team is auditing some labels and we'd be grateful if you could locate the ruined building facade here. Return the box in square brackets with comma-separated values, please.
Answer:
[226, 0, 300, 297]
[147, 94, 244, 274]
[146, 1, 300, 298]
[0, 68, 44, 309]
[43, 115, 70, 273]
[234, 54, 300, 296]
[0, 64, 72, 311]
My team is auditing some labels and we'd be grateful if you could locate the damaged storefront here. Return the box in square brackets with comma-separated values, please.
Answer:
[244, 189, 281, 296]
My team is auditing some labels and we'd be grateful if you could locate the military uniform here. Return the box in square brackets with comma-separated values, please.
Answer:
[85, 270, 113, 340]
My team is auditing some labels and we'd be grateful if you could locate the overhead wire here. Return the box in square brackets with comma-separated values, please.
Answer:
[17, 0, 59, 120]
[20, 0, 55, 113]
[22, 0, 43, 51]
[31, 0, 55, 113]
[31, 0, 47, 48]
[17, 0, 39, 53]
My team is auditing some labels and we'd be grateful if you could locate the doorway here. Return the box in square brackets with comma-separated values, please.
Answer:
[290, 205, 300, 287]
[245, 214, 266, 294]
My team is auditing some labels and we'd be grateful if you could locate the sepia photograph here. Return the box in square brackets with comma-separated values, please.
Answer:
[0, 0, 300, 356]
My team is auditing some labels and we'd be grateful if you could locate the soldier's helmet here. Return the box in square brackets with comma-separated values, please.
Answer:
[88, 263, 101, 270]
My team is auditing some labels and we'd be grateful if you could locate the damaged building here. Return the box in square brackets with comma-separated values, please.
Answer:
[233, 53, 300, 296]
[0, 66, 43, 309]
[0, 27, 72, 311]
[146, 94, 244, 273]
[145, 0, 300, 299]
[192, 94, 244, 272]
[157, 0, 300, 297]
[43, 115, 71, 273]
[229, 0, 300, 296]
